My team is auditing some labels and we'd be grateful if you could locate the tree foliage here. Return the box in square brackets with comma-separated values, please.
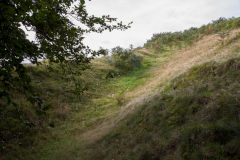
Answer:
[0, 0, 131, 102]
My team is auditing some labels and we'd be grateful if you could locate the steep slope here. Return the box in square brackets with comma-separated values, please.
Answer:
[80, 28, 240, 143]
[32, 19, 240, 160]
[77, 25, 240, 159]
[87, 57, 240, 160]
[29, 21, 240, 160]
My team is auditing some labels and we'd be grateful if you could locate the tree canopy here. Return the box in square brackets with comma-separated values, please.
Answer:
[0, 0, 131, 102]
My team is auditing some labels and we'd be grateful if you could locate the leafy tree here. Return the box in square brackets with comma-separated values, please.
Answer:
[0, 0, 131, 102]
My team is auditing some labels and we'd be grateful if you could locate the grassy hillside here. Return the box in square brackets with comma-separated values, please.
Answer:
[87, 58, 240, 160]
[144, 17, 240, 53]
[1, 17, 240, 160]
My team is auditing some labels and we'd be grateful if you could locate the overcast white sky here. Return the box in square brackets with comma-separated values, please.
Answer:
[84, 0, 240, 50]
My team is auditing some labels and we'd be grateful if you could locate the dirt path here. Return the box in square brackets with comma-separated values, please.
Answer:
[79, 29, 240, 144]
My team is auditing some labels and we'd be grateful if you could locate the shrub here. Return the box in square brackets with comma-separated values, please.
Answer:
[108, 46, 142, 72]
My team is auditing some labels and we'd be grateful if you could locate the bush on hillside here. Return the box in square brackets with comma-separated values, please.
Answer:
[107, 47, 142, 72]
